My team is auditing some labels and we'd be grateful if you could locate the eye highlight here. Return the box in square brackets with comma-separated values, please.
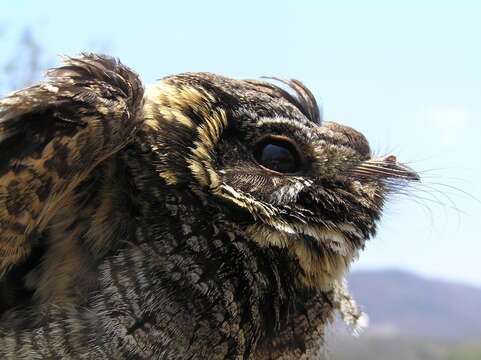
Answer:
[253, 135, 302, 174]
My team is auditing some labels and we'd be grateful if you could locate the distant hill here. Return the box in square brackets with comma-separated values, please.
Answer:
[345, 270, 481, 340]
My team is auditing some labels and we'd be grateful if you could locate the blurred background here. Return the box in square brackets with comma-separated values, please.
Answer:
[1, 0, 480, 358]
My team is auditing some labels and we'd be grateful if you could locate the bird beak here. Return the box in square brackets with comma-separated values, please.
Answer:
[352, 155, 420, 182]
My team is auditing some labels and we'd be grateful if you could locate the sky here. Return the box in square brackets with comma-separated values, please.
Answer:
[1, 0, 480, 287]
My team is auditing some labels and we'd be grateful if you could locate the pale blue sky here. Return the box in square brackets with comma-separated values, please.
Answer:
[1, 0, 480, 286]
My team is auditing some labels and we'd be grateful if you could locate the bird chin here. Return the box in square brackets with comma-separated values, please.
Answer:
[245, 222, 360, 291]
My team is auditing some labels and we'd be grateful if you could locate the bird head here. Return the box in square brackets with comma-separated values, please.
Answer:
[140, 73, 419, 291]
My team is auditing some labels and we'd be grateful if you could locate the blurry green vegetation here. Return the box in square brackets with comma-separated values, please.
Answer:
[328, 336, 481, 360]
[447, 341, 481, 360]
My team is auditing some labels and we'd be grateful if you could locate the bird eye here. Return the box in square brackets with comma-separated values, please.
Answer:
[253, 135, 301, 174]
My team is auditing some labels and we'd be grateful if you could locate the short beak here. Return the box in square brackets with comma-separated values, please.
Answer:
[352, 155, 420, 182]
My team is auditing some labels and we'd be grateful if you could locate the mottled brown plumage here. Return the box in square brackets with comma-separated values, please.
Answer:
[0, 54, 418, 359]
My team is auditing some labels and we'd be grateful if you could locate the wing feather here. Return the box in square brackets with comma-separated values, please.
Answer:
[0, 53, 144, 278]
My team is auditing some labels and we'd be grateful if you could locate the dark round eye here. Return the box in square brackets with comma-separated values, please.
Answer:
[253, 135, 302, 174]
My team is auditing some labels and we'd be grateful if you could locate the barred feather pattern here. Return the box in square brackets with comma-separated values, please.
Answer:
[0, 54, 418, 359]
[0, 149, 340, 359]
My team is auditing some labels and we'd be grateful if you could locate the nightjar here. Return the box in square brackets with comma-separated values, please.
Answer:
[0, 54, 419, 359]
